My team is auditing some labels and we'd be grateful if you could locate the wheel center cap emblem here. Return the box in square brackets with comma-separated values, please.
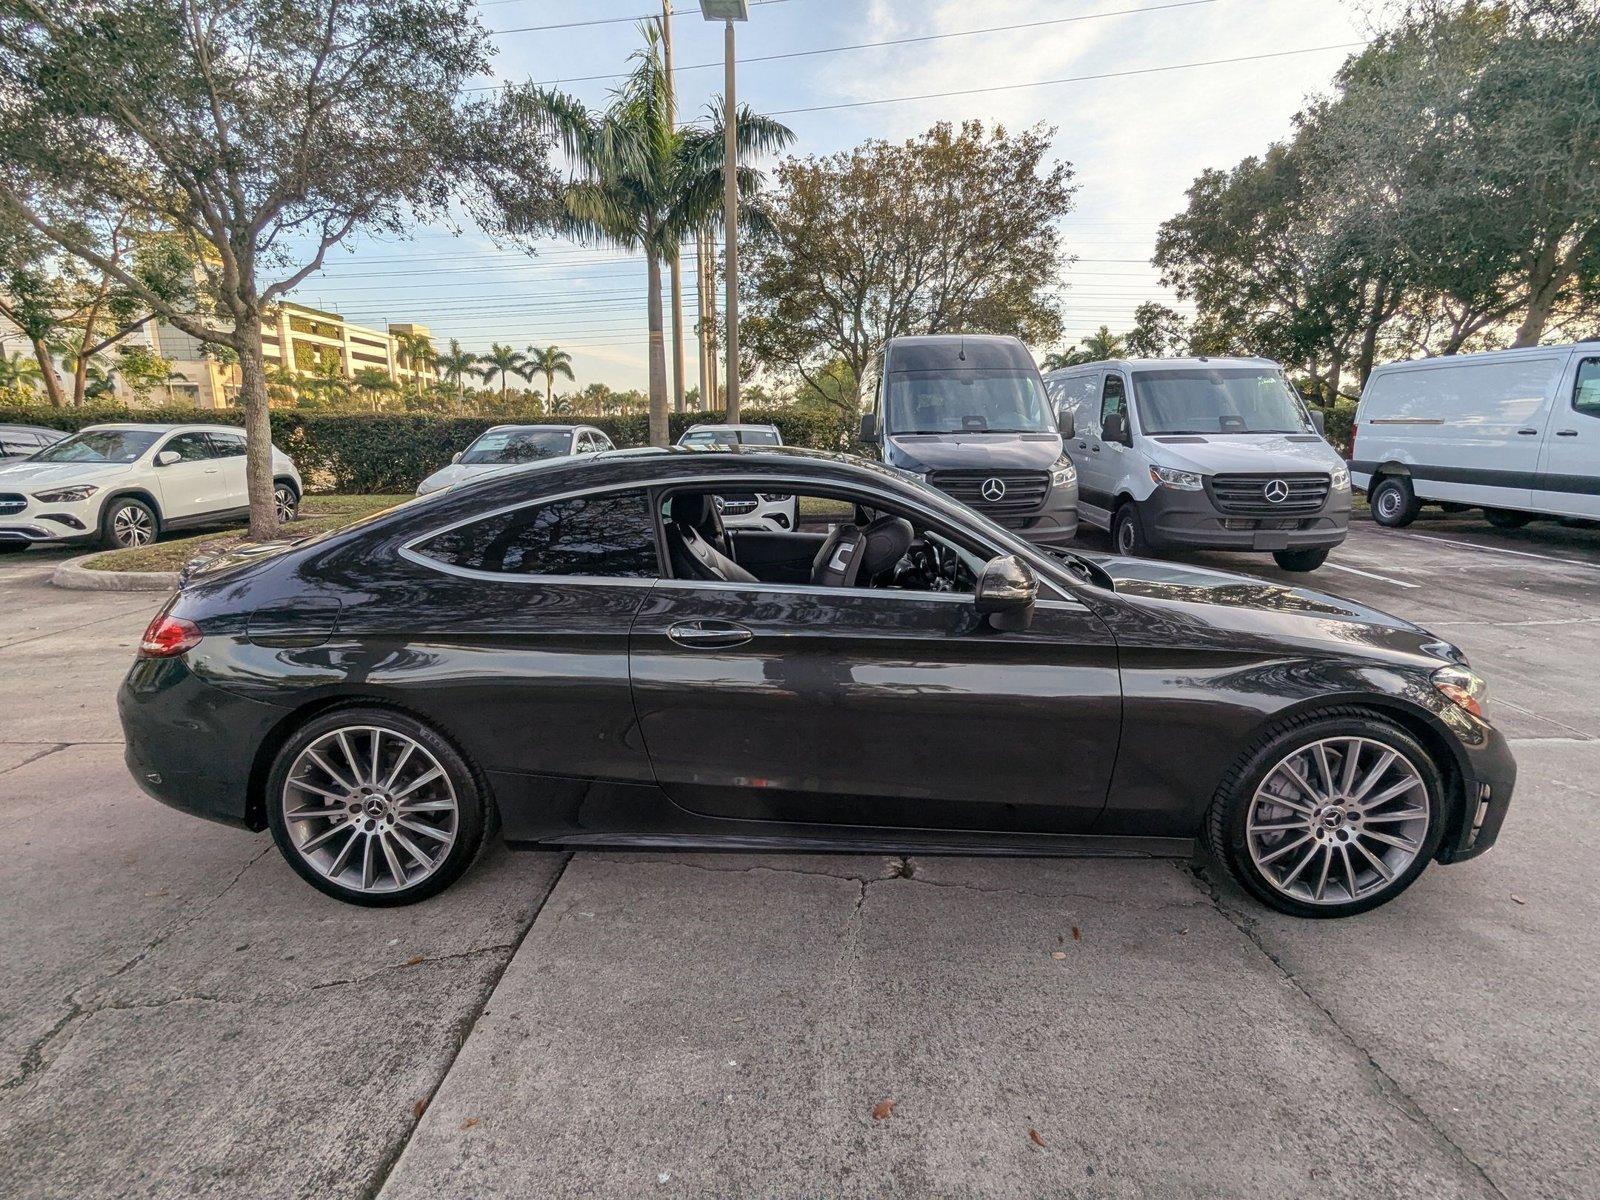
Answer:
[365, 797, 387, 817]
[981, 478, 1007, 502]
[1264, 479, 1290, 504]
[1320, 808, 1343, 829]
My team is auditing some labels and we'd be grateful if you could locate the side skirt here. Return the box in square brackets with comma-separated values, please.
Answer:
[508, 831, 1196, 858]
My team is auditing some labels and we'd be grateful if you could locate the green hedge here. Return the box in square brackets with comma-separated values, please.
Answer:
[0, 404, 857, 493]
[1320, 399, 1358, 458]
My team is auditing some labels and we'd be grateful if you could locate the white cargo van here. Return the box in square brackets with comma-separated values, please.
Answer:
[1043, 357, 1351, 571]
[1350, 343, 1600, 529]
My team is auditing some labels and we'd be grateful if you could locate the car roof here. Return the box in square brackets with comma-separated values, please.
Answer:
[481, 423, 590, 433]
[682, 423, 778, 431]
[76, 422, 242, 434]
[1043, 356, 1281, 377]
[1367, 343, 1590, 375]
[0, 424, 64, 435]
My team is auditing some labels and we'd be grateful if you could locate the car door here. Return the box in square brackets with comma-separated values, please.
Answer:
[630, 490, 1122, 835]
[1075, 372, 1124, 522]
[1533, 352, 1600, 519]
[204, 430, 249, 512]
[150, 431, 221, 520]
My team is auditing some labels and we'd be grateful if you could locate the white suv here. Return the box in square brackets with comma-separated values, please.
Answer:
[0, 423, 302, 552]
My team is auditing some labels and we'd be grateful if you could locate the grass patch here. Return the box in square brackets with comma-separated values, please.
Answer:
[83, 494, 409, 573]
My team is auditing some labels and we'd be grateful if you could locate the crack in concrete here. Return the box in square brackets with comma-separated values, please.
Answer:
[0, 742, 71, 776]
[1184, 863, 1510, 1200]
[307, 943, 520, 993]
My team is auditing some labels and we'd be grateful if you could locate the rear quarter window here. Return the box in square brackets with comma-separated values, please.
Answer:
[413, 491, 659, 578]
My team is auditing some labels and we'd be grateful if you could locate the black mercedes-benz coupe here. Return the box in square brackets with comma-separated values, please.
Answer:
[118, 447, 1515, 917]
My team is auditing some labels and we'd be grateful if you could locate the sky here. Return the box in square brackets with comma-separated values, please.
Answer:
[286, 0, 1372, 393]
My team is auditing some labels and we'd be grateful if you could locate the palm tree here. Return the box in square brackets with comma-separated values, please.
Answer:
[0, 349, 43, 392]
[436, 339, 478, 410]
[478, 342, 528, 406]
[1042, 326, 1128, 372]
[394, 332, 437, 395]
[351, 366, 397, 412]
[526, 344, 575, 411]
[507, 21, 792, 446]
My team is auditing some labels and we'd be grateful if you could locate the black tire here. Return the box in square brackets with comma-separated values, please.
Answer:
[273, 479, 300, 523]
[1368, 476, 1420, 528]
[99, 496, 159, 550]
[1273, 547, 1329, 572]
[0, 542, 28, 554]
[1112, 501, 1150, 556]
[1483, 508, 1532, 530]
[1204, 710, 1447, 918]
[266, 706, 489, 907]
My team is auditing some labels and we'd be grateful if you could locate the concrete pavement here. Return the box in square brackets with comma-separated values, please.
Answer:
[2, 512, 1598, 1198]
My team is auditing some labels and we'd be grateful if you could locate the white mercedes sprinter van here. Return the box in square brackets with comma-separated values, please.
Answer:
[1043, 357, 1351, 571]
[1350, 343, 1600, 529]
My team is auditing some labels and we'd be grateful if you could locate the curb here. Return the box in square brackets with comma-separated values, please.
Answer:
[51, 554, 178, 593]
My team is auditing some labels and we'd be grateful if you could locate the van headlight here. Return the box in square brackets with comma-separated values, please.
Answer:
[1330, 464, 1350, 491]
[1149, 465, 1203, 491]
[1050, 456, 1076, 487]
[33, 484, 99, 503]
[1432, 665, 1488, 720]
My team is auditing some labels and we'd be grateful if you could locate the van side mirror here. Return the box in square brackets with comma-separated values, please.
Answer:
[974, 554, 1038, 632]
[1102, 411, 1129, 445]
[155, 449, 181, 467]
[451, 451, 462, 464]
[859, 412, 878, 443]
[1309, 410, 1326, 436]
[1055, 405, 1075, 440]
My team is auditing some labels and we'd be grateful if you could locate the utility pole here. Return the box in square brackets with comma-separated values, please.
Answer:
[696, 227, 711, 410]
[700, 2, 748, 421]
[662, 1, 686, 415]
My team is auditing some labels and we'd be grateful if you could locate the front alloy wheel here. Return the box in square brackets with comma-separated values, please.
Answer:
[103, 499, 157, 549]
[267, 708, 487, 905]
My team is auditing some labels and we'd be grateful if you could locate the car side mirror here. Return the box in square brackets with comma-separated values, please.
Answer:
[155, 450, 181, 467]
[1102, 411, 1129, 445]
[974, 554, 1038, 632]
[1055, 405, 1075, 440]
[1309, 410, 1326, 436]
[859, 412, 878, 442]
[451, 451, 462, 464]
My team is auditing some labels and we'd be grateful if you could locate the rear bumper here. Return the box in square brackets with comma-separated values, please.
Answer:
[1141, 485, 1351, 551]
[118, 656, 284, 830]
[1436, 721, 1517, 863]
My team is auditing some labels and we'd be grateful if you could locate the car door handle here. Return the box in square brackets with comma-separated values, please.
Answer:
[667, 620, 753, 648]
[1076, 441, 1088, 450]
[204, 467, 220, 473]
[1517, 428, 1539, 436]
[1556, 429, 1578, 437]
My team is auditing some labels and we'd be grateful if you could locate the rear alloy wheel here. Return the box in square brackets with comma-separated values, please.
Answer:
[1483, 508, 1532, 530]
[274, 482, 299, 523]
[1368, 476, 1420, 528]
[1207, 715, 1445, 917]
[267, 708, 487, 906]
[1272, 547, 1329, 572]
[101, 497, 157, 549]
[1112, 503, 1150, 556]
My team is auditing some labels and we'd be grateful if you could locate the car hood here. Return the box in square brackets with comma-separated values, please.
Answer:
[0, 461, 135, 489]
[884, 432, 1064, 473]
[1145, 433, 1342, 475]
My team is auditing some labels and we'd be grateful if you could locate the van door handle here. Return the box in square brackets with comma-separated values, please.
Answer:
[1556, 429, 1578, 437]
[1076, 441, 1088, 450]
[668, 620, 753, 649]
[1516, 428, 1539, 436]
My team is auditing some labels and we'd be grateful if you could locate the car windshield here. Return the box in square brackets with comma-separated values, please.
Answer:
[30, 429, 160, 464]
[885, 369, 1054, 435]
[681, 428, 779, 446]
[460, 430, 571, 465]
[1133, 368, 1314, 435]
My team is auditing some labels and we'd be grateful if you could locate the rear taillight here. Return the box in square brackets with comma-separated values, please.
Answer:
[138, 613, 203, 659]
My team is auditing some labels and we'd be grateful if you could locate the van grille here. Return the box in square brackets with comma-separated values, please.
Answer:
[928, 469, 1050, 515]
[0, 493, 26, 516]
[1207, 473, 1330, 516]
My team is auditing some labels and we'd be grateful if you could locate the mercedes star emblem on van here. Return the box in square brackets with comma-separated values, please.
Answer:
[1263, 479, 1291, 504]
[981, 477, 1007, 502]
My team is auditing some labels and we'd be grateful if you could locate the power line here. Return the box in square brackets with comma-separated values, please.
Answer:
[489, 0, 794, 36]
[766, 42, 1369, 116]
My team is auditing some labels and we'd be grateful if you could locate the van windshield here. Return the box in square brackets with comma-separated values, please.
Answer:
[1133, 368, 1313, 435]
[885, 369, 1054, 435]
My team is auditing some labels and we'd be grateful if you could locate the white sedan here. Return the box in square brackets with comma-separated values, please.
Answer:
[0, 423, 302, 552]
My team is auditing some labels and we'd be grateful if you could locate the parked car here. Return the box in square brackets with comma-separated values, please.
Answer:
[0, 423, 301, 552]
[0, 423, 65, 461]
[1350, 342, 1600, 529]
[1044, 357, 1351, 572]
[120, 446, 1513, 918]
[415, 424, 614, 496]
[859, 334, 1079, 546]
[676, 423, 798, 531]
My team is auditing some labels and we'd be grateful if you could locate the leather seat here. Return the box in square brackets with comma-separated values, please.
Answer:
[810, 515, 914, 588]
[665, 494, 757, 583]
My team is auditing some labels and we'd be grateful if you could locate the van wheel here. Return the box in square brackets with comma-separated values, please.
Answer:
[1369, 477, 1419, 528]
[1273, 548, 1329, 572]
[1112, 503, 1150, 556]
[1484, 508, 1532, 530]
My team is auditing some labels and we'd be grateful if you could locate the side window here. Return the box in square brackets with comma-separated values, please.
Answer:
[162, 432, 215, 462]
[1100, 374, 1128, 428]
[0, 433, 39, 455]
[596, 433, 614, 451]
[1574, 358, 1600, 420]
[207, 432, 246, 457]
[413, 490, 659, 578]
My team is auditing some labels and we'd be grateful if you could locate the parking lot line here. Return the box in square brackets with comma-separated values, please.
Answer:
[1395, 532, 1600, 571]
[1322, 561, 1421, 588]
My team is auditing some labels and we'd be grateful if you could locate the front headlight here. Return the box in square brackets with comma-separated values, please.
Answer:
[1432, 665, 1488, 720]
[1050, 456, 1076, 487]
[33, 484, 99, 503]
[1330, 464, 1351, 491]
[1149, 465, 1203, 491]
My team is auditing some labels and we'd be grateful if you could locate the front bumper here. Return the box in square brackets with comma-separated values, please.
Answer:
[1140, 484, 1352, 551]
[118, 655, 286, 830]
[0, 494, 100, 545]
[719, 492, 799, 532]
[980, 479, 1080, 548]
[1436, 718, 1517, 863]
